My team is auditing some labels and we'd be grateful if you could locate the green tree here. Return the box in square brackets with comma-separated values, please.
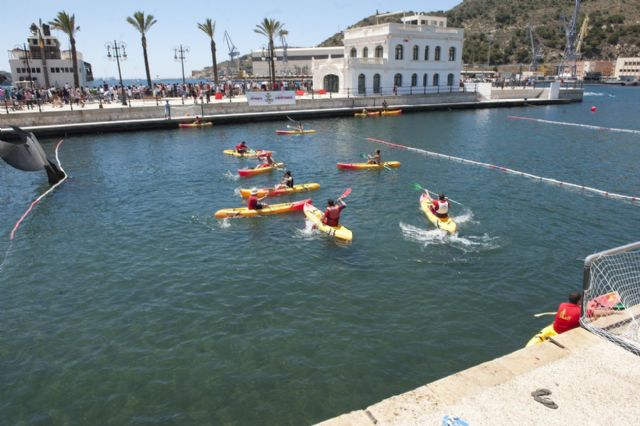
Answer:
[197, 18, 219, 86]
[49, 11, 80, 88]
[126, 11, 157, 88]
[254, 18, 285, 89]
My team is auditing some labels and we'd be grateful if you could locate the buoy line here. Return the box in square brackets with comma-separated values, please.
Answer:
[366, 137, 640, 204]
[508, 115, 640, 135]
[0, 139, 67, 272]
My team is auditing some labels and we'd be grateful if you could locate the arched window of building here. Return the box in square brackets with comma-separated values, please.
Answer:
[358, 73, 366, 94]
[447, 73, 454, 86]
[411, 73, 418, 86]
[435, 46, 441, 61]
[433, 73, 440, 86]
[424, 46, 429, 60]
[375, 45, 383, 58]
[373, 74, 381, 93]
[350, 47, 357, 58]
[412, 45, 419, 60]
[395, 44, 403, 60]
[423, 73, 428, 87]
[449, 47, 456, 61]
[362, 47, 368, 58]
[394, 73, 402, 87]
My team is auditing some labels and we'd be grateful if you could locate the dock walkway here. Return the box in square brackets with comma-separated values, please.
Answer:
[318, 327, 640, 425]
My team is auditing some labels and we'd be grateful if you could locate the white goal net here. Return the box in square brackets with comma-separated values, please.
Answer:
[581, 241, 640, 356]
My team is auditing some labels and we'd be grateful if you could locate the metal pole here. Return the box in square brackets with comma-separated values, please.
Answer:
[114, 42, 127, 106]
[23, 44, 34, 91]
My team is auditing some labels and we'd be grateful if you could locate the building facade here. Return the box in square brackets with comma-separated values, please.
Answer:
[251, 47, 343, 77]
[8, 25, 93, 89]
[312, 15, 464, 95]
[614, 57, 640, 81]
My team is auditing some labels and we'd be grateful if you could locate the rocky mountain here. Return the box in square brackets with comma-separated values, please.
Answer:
[318, 1, 640, 66]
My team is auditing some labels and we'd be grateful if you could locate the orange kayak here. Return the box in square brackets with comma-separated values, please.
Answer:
[336, 161, 401, 170]
[239, 183, 321, 198]
[238, 163, 284, 177]
[178, 122, 212, 128]
[381, 109, 402, 116]
[214, 199, 311, 219]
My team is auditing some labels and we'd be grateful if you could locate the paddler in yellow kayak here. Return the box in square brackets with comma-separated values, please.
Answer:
[247, 188, 268, 210]
[425, 192, 450, 220]
[275, 170, 294, 190]
[235, 141, 250, 155]
[323, 198, 346, 226]
[367, 149, 382, 165]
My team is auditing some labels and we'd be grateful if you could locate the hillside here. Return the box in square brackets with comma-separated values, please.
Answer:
[318, 1, 640, 66]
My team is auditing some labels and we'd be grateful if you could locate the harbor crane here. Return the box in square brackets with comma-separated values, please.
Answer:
[527, 24, 544, 71]
[576, 14, 589, 57]
[558, 0, 581, 78]
[223, 30, 240, 76]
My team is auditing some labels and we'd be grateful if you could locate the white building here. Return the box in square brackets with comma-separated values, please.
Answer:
[614, 57, 640, 81]
[8, 25, 93, 89]
[251, 47, 343, 77]
[312, 15, 464, 95]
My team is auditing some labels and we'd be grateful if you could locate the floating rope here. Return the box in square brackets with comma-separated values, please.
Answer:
[366, 137, 640, 203]
[508, 115, 640, 135]
[0, 139, 67, 272]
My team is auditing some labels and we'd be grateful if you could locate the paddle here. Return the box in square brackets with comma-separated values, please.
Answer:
[411, 183, 462, 206]
[286, 115, 303, 131]
[359, 153, 391, 170]
[337, 187, 352, 201]
[533, 312, 556, 318]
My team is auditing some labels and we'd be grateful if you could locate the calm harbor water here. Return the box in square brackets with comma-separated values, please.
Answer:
[1, 86, 639, 424]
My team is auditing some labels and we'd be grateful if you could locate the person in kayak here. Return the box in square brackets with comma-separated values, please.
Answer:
[367, 149, 382, 165]
[323, 198, 346, 227]
[257, 154, 277, 168]
[552, 292, 582, 334]
[427, 193, 450, 219]
[275, 170, 294, 189]
[382, 99, 388, 110]
[247, 188, 268, 210]
[235, 141, 249, 155]
[193, 116, 202, 124]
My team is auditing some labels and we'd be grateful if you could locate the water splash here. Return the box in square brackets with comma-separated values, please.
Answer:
[218, 218, 231, 229]
[233, 187, 242, 197]
[294, 219, 320, 240]
[399, 222, 499, 253]
[224, 171, 239, 181]
[453, 209, 476, 225]
[584, 92, 604, 96]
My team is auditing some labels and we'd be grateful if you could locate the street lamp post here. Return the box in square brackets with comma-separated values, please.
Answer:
[106, 41, 128, 106]
[174, 45, 189, 86]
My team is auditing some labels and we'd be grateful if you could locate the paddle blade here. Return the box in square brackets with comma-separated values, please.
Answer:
[339, 188, 352, 199]
[411, 183, 424, 191]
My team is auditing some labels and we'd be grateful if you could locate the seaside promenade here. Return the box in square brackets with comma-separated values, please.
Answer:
[0, 85, 582, 139]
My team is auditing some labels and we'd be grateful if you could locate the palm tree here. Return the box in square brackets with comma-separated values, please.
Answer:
[49, 11, 80, 88]
[254, 18, 285, 89]
[197, 18, 219, 86]
[126, 11, 157, 88]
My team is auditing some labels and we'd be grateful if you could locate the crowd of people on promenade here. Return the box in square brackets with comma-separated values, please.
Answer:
[1, 79, 314, 112]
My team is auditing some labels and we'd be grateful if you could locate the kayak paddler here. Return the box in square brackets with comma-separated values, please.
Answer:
[235, 141, 249, 155]
[367, 149, 382, 165]
[193, 116, 202, 124]
[322, 198, 346, 227]
[275, 170, 294, 189]
[426, 192, 450, 219]
[257, 154, 276, 168]
[247, 188, 268, 210]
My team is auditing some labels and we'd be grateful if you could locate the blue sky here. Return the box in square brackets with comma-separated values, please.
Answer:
[2, 0, 461, 79]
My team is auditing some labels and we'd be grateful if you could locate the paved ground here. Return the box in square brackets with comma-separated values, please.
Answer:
[318, 327, 640, 425]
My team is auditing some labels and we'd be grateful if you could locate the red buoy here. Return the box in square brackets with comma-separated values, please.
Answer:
[591, 106, 597, 112]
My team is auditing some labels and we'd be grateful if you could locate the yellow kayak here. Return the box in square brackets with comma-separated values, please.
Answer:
[223, 149, 272, 158]
[179, 122, 212, 128]
[419, 193, 457, 234]
[303, 203, 353, 242]
[381, 109, 402, 116]
[239, 183, 321, 198]
[336, 161, 401, 170]
[525, 324, 557, 347]
[214, 199, 310, 219]
[275, 129, 317, 135]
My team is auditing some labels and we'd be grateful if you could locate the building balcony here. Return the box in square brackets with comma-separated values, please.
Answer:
[347, 57, 387, 67]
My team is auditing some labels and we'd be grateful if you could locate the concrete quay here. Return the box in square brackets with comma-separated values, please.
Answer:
[0, 88, 582, 140]
[317, 327, 640, 426]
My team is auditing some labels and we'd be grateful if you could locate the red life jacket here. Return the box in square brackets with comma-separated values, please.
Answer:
[324, 205, 342, 226]
[552, 302, 581, 333]
[247, 195, 259, 209]
[236, 144, 246, 152]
